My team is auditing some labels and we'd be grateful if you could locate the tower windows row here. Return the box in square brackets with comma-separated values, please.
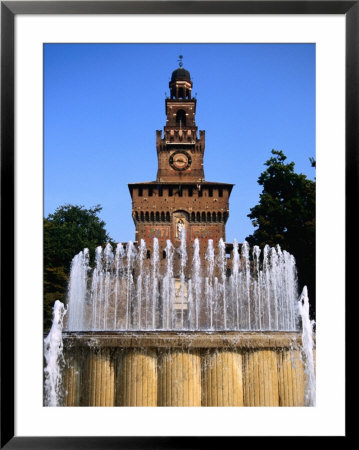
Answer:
[188, 211, 228, 223]
[133, 211, 228, 223]
[134, 211, 171, 222]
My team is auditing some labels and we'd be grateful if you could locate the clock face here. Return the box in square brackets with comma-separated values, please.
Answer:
[169, 151, 192, 171]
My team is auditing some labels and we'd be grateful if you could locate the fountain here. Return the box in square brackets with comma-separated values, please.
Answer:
[64, 238, 299, 333]
[44, 237, 316, 407]
[65, 238, 299, 332]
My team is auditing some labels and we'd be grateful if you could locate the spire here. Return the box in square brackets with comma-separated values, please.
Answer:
[178, 54, 183, 68]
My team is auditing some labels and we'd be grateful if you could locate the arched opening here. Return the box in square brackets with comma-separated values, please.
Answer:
[178, 88, 185, 99]
[176, 109, 186, 127]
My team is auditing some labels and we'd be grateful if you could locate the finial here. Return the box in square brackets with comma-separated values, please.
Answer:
[178, 55, 183, 68]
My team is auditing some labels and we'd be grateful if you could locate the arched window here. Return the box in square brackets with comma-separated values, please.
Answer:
[150, 212, 154, 222]
[178, 88, 185, 99]
[176, 109, 186, 127]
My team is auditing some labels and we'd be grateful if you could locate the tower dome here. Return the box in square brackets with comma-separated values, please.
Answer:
[171, 67, 191, 82]
[169, 58, 193, 100]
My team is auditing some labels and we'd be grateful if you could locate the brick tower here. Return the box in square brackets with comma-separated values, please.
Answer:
[128, 60, 233, 265]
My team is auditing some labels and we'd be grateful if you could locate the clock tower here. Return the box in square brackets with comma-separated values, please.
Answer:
[156, 64, 205, 183]
[128, 59, 233, 263]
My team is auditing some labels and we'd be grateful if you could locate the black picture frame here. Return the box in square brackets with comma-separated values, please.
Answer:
[1, 1, 352, 447]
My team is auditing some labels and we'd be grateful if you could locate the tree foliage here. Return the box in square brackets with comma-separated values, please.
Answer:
[44, 204, 111, 330]
[246, 150, 316, 317]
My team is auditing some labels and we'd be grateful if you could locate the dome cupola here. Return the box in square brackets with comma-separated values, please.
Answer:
[171, 67, 191, 82]
[169, 55, 193, 99]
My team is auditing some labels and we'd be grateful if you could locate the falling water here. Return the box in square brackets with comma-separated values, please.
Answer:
[103, 243, 113, 329]
[178, 229, 187, 329]
[126, 242, 136, 329]
[151, 238, 159, 329]
[252, 245, 262, 330]
[136, 240, 146, 330]
[162, 240, 175, 329]
[114, 243, 125, 329]
[205, 239, 215, 330]
[91, 246, 103, 330]
[44, 300, 66, 406]
[192, 238, 202, 329]
[66, 249, 89, 331]
[218, 238, 227, 329]
[241, 241, 251, 330]
[65, 239, 300, 332]
[298, 286, 316, 406]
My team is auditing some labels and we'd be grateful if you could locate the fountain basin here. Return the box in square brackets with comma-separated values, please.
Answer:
[60, 331, 315, 407]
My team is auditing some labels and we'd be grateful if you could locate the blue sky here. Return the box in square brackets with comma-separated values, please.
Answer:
[44, 43, 315, 243]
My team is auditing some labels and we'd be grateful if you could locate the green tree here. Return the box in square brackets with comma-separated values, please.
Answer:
[44, 204, 112, 330]
[246, 150, 316, 317]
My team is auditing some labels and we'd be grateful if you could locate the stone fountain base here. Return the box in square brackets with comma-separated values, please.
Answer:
[61, 331, 314, 407]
